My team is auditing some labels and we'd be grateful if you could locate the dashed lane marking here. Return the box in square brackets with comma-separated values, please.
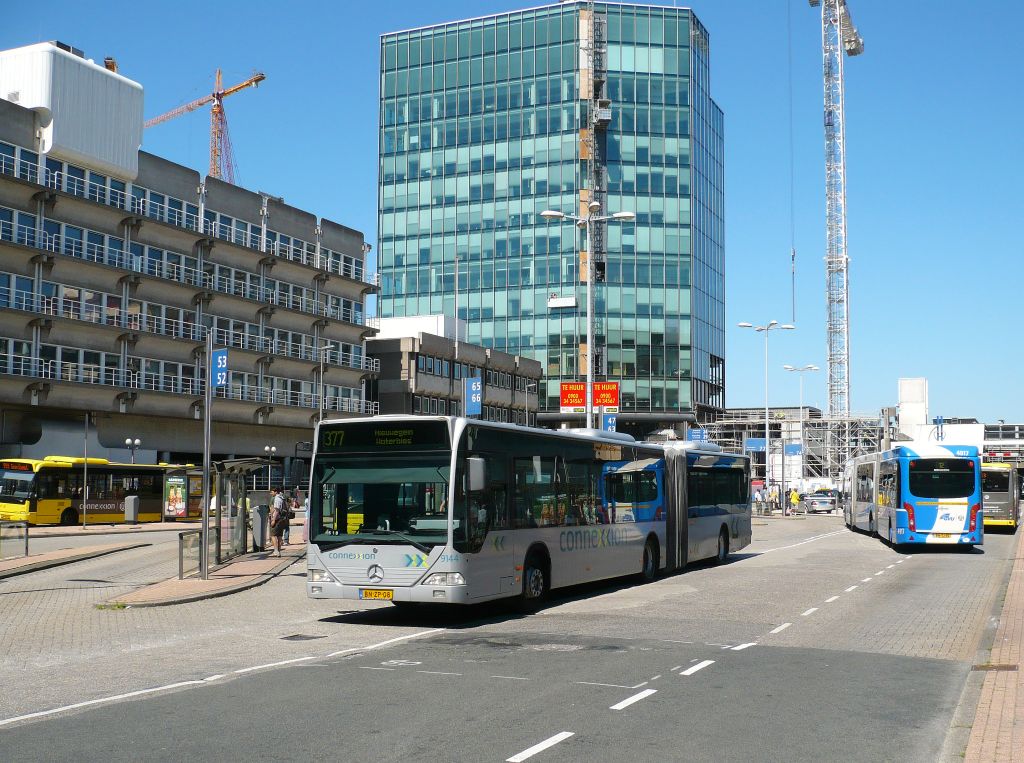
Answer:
[731, 643, 757, 651]
[759, 530, 845, 554]
[576, 681, 635, 689]
[845, 585, 858, 592]
[887, 564, 895, 569]
[825, 596, 840, 603]
[507, 732, 575, 762]
[861, 578, 873, 583]
[801, 608, 818, 617]
[770, 623, 792, 635]
[417, 671, 461, 676]
[874, 571, 885, 576]
[360, 667, 396, 671]
[610, 689, 658, 710]
[680, 660, 715, 676]
[492, 675, 529, 681]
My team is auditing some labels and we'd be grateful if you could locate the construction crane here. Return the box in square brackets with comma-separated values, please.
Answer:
[809, 0, 862, 476]
[144, 69, 265, 184]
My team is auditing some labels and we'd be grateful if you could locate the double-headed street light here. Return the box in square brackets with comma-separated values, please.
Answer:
[540, 203, 635, 429]
[264, 445, 277, 491]
[784, 364, 819, 484]
[738, 320, 795, 489]
[124, 437, 141, 464]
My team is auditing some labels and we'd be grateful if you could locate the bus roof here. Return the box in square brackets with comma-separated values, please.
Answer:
[886, 443, 980, 459]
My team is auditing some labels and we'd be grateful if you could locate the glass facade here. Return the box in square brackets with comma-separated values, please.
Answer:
[378, 1, 724, 419]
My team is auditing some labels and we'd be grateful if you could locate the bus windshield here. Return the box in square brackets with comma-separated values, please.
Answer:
[0, 466, 35, 502]
[908, 460, 975, 499]
[312, 454, 450, 549]
[982, 471, 1010, 492]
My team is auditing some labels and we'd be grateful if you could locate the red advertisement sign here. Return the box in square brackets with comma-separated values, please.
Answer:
[559, 382, 586, 408]
[592, 382, 619, 407]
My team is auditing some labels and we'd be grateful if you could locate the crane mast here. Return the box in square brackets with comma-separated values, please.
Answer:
[810, 0, 862, 475]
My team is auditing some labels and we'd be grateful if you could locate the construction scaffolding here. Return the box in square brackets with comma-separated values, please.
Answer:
[700, 408, 883, 483]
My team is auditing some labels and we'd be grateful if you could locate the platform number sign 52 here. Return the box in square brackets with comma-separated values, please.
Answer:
[211, 349, 229, 388]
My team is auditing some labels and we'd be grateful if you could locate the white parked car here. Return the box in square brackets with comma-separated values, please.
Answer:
[801, 490, 837, 514]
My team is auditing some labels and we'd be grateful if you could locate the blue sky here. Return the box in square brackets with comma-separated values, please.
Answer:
[7, 1, 1022, 422]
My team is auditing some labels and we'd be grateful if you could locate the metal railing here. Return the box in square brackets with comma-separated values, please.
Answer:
[0, 521, 29, 561]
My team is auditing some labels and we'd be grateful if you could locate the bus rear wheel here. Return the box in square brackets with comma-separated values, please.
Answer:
[715, 529, 729, 564]
[640, 538, 659, 582]
[59, 508, 77, 526]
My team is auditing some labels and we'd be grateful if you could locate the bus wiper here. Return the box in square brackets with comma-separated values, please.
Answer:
[365, 529, 430, 553]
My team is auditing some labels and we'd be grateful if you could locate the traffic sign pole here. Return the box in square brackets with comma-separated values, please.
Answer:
[201, 333, 212, 580]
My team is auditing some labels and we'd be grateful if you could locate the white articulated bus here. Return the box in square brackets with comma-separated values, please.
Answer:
[306, 416, 751, 607]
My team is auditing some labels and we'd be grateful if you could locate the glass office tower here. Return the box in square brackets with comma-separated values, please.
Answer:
[378, 2, 724, 430]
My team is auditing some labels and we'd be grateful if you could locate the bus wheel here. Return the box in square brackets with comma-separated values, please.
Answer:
[59, 508, 77, 526]
[641, 538, 659, 583]
[518, 554, 548, 610]
[715, 529, 729, 564]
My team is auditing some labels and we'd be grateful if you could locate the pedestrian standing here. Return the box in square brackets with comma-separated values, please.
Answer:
[789, 488, 800, 516]
[269, 487, 286, 557]
[753, 488, 763, 515]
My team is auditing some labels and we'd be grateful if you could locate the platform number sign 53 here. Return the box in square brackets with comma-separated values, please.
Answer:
[211, 349, 229, 388]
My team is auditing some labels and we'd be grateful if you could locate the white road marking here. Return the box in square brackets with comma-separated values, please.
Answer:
[0, 629, 448, 729]
[874, 571, 885, 576]
[845, 585, 858, 592]
[0, 681, 204, 728]
[359, 667, 396, 671]
[492, 675, 529, 681]
[610, 689, 658, 710]
[861, 578, 872, 583]
[507, 732, 575, 762]
[631, 681, 650, 689]
[416, 670, 461, 676]
[326, 628, 445, 658]
[770, 623, 792, 635]
[825, 596, 840, 603]
[680, 660, 716, 676]
[650, 675, 663, 681]
[731, 643, 757, 651]
[886, 564, 895, 569]
[896, 559, 905, 563]
[759, 530, 844, 554]
[576, 681, 634, 689]
[203, 675, 225, 682]
[670, 665, 683, 671]
[234, 656, 319, 674]
[801, 608, 818, 617]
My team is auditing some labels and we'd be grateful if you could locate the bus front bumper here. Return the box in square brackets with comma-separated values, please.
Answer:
[306, 578, 473, 605]
[983, 518, 1017, 527]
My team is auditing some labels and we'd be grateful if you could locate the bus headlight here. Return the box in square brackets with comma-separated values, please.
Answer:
[309, 568, 339, 584]
[420, 572, 466, 586]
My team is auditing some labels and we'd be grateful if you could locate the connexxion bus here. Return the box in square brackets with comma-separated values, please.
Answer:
[306, 416, 751, 607]
[841, 444, 983, 547]
[981, 462, 1020, 530]
[0, 456, 169, 525]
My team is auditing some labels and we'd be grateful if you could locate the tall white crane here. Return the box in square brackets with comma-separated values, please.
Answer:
[809, 0, 862, 421]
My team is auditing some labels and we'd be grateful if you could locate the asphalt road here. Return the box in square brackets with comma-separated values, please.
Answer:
[0, 517, 1016, 762]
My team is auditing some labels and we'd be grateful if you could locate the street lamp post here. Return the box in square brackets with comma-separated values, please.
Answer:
[783, 364, 819, 486]
[540, 203, 635, 429]
[318, 344, 332, 423]
[738, 320, 795, 503]
[124, 437, 141, 464]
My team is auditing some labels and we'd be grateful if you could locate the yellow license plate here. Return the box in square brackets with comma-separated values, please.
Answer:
[359, 589, 393, 600]
[932, 533, 951, 539]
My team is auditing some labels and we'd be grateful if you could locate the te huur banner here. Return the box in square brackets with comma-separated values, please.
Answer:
[560, 382, 586, 412]
[593, 382, 619, 407]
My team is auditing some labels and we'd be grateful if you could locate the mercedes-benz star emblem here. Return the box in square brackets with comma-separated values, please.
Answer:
[367, 564, 384, 583]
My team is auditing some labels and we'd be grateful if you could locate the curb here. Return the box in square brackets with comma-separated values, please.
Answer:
[108, 553, 302, 608]
[0, 542, 151, 580]
[32, 524, 200, 539]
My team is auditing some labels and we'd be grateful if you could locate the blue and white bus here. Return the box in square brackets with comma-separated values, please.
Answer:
[841, 444, 983, 547]
[306, 416, 751, 607]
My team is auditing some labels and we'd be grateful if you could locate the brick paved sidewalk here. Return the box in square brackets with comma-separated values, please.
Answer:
[0, 542, 150, 579]
[104, 544, 305, 608]
[965, 528, 1024, 762]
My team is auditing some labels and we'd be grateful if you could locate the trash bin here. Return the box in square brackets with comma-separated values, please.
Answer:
[124, 495, 140, 524]
[251, 504, 269, 552]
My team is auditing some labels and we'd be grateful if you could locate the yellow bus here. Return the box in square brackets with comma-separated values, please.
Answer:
[981, 461, 1020, 530]
[0, 456, 169, 525]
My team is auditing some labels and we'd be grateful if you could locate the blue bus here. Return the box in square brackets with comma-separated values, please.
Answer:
[841, 444, 982, 547]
